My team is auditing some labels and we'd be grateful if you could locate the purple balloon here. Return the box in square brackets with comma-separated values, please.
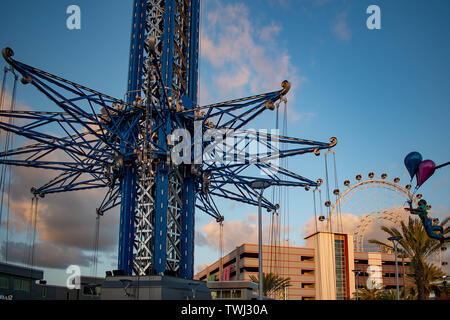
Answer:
[416, 160, 436, 188]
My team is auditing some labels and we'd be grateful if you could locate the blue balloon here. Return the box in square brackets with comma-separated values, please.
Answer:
[404, 152, 423, 179]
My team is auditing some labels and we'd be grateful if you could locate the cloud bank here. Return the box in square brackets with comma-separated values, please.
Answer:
[200, 1, 306, 121]
[1, 165, 119, 269]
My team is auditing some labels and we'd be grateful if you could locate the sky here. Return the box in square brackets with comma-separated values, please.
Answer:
[0, 0, 449, 286]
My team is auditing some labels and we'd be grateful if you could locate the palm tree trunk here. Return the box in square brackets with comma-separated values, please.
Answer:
[415, 260, 426, 300]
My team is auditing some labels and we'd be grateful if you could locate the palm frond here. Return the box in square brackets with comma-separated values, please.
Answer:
[368, 215, 447, 300]
[249, 272, 292, 297]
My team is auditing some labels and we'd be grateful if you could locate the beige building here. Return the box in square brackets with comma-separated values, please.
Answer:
[195, 231, 413, 300]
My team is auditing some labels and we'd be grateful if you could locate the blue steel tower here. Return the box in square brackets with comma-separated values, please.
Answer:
[120, 0, 200, 278]
[0, 0, 336, 280]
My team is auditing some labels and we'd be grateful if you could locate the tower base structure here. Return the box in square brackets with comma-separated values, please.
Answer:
[101, 275, 211, 300]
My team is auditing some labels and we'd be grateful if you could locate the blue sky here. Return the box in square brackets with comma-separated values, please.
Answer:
[0, 0, 449, 285]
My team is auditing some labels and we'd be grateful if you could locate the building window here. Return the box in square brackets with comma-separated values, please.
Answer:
[211, 289, 243, 299]
[210, 267, 219, 275]
[212, 289, 241, 299]
[207, 274, 217, 281]
[354, 259, 368, 265]
[83, 285, 101, 296]
[223, 258, 236, 268]
[359, 272, 369, 277]
[301, 256, 314, 262]
[301, 283, 315, 289]
[0, 276, 9, 289]
[334, 237, 347, 300]
[42, 286, 47, 298]
[301, 269, 314, 275]
[231, 289, 241, 298]
[384, 273, 398, 278]
[240, 252, 259, 259]
[13, 278, 31, 292]
[385, 285, 397, 290]
[222, 290, 231, 298]
[242, 267, 259, 273]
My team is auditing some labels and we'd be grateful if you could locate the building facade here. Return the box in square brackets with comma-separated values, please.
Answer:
[0, 262, 103, 300]
[194, 232, 414, 300]
[0, 262, 44, 300]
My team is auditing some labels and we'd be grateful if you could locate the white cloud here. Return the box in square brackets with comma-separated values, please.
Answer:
[301, 212, 361, 238]
[200, 1, 306, 121]
[196, 213, 296, 253]
[2, 165, 119, 254]
[258, 23, 282, 42]
[332, 12, 352, 43]
[1, 241, 92, 269]
[195, 262, 211, 273]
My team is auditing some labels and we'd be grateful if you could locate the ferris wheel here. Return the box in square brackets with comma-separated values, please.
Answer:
[318, 172, 425, 252]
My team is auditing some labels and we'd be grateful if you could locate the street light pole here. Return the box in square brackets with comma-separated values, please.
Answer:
[257, 188, 263, 301]
[248, 180, 273, 301]
[388, 236, 402, 300]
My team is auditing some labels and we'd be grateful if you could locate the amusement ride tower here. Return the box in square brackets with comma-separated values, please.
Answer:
[0, 0, 336, 280]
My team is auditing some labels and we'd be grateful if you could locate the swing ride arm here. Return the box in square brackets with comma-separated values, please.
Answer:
[1, 47, 336, 203]
[1, 40, 338, 277]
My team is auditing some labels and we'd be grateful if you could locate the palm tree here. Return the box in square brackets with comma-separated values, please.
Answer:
[381, 288, 399, 300]
[249, 272, 292, 298]
[381, 286, 417, 300]
[368, 216, 449, 300]
[403, 285, 418, 300]
[355, 282, 385, 300]
[422, 261, 445, 299]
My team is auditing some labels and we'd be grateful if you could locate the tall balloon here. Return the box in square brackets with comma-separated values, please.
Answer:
[416, 160, 436, 188]
[404, 152, 423, 179]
